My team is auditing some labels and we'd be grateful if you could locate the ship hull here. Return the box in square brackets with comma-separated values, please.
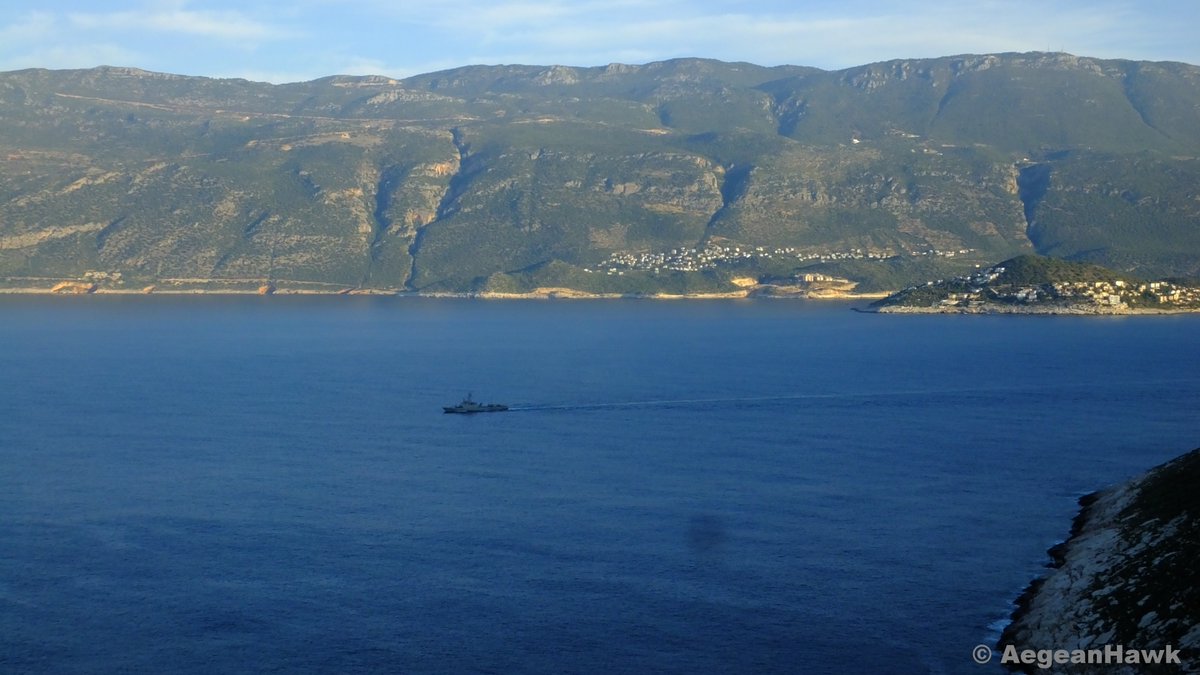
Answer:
[443, 394, 508, 414]
[443, 405, 508, 414]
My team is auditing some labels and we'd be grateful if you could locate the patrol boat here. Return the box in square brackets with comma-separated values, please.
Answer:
[443, 393, 509, 414]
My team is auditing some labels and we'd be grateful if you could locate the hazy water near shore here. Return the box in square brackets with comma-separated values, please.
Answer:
[2, 297, 1198, 673]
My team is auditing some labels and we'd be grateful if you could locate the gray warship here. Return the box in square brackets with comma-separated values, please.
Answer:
[443, 393, 509, 414]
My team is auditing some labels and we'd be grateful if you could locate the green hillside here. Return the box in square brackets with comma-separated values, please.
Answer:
[1, 53, 1198, 294]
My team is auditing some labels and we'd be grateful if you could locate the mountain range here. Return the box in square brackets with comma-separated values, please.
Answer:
[2, 52, 1198, 294]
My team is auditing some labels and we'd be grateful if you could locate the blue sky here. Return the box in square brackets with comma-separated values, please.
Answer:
[2, 0, 1197, 83]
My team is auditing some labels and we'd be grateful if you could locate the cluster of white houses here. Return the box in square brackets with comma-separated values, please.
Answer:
[938, 276, 1200, 308]
[587, 244, 974, 275]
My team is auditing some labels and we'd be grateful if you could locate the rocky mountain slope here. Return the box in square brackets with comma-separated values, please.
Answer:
[2, 53, 1199, 294]
[1000, 448, 1200, 673]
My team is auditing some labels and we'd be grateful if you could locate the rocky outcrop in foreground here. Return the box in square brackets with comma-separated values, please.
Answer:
[999, 448, 1200, 673]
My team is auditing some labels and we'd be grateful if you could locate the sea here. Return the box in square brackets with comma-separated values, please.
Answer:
[1, 297, 1197, 674]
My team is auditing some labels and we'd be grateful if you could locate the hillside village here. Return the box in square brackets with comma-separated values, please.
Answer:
[989, 277, 1200, 309]
[873, 256, 1200, 313]
[587, 244, 973, 276]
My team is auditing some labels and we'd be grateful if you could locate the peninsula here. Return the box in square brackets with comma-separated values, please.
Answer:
[868, 255, 1200, 314]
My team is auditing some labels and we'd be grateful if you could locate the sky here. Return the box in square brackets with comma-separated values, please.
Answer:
[1, 0, 1197, 83]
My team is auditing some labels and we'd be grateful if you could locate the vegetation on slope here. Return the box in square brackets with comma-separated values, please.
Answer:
[2, 53, 1200, 294]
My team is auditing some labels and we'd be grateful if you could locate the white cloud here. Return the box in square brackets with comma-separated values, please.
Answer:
[227, 1, 1198, 85]
[2, 0, 1196, 81]
[0, 10, 56, 45]
[0, 9, 131, 71]
[404, 2, 1178, 70]
[66, 3, 295, 42]
[3, 43, 144, 72]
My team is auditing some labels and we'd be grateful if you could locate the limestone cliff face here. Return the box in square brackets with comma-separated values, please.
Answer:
[713, 144, 1030, 256]
[1000, 448, 1200, 674]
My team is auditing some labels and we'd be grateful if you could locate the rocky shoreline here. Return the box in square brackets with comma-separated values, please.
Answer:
[0, 283, 888, 301]
[870, 303, 1200, 315]
[868, 256, 1200, 315]
[999, 448, 1200, 673]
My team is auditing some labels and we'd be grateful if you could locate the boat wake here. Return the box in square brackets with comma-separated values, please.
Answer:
[504, 379, 1193, 413]
[508, 393, 832, 412]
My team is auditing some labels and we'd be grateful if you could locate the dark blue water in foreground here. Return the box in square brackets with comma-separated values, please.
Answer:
[1, 297, 1198, 674]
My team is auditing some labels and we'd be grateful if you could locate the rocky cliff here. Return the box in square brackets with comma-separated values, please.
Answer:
[999, 448, 1200, 673]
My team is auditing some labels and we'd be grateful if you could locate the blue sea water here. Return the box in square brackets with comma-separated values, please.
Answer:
[1, 297, 1198, 674]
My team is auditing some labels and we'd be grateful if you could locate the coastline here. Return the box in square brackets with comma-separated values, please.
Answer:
[868, 303, 1200, 316]
[0, 283, 890, 301]
[1000, 489, 1106, 656]
[999, 448, 1200, 673]
[5, 284, 1197, 312]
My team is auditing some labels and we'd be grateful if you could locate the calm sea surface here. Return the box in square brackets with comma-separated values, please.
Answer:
[1, 297, 1198, 674]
